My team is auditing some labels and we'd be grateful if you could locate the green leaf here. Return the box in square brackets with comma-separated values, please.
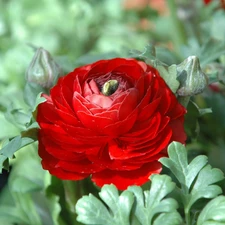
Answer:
[129, 45, 180, 93]
[128, 174, 182, 225]
[76, 193, 112, 225]
[45, 194, 62, 225]
[185, 101, 212, 139]
[188, 165, 224, 209]
[155, 64, 180, 93]
[0, 156, 8, 172]
[0, 205, 29, 224]
[23, 82, 46, 108]
[76, 176, 183, 225]
[0, 135, 34, 158]
[4, 106, 31, 130]
[185, 101, 200, 139]
[153, 211, 183, 225]
[0, 136, 36, 172]
[155, 46, 180, 65]
[11, 192, 42, 225]
[45, 176, 71, 225]
[198, 39, 225, 66]
[197, 196, 225, 225]
[0, 136, 22, 158]
[1, 147, 63, 225]
[8, 145, 45, 193]
[129, 44, 156, 61]
[159, 142, 224, 213]
[160, 142, 207, 190]
[32, 92, 46, 112]
[75, 52, 119, 65]
[76, 184, 134, 225]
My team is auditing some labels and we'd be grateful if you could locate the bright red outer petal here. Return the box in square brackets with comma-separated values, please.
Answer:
[112, 64, 143, 81]
[55, 108, 79, 126]
[86, 58, 140, 76]
[169, 117, 186, 144]
[37, 100, 59, 124]
[118, 88, 139, 120]
[137, 97, 161, 121]
[203, 0, 211, 4]
[122, 112, 162, 139]
[56, 159, 103, 173]
[85, 144, 142, 171]
[39, 134, 91, 180]
[48, 167, 89, 180]
[91, 161, 162, 190]
[102, 109, 138, 136]
[50, 85, 74, 115]
[109, 124, 172, 160]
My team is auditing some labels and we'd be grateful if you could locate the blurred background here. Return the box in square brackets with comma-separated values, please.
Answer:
[1, 0, 225, 208]
[1, 1, 225, 224]
[0, 0, 163, 138]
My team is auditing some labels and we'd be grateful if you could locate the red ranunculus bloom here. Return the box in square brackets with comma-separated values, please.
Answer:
[203, 0, 212, 4]
[37, 58, 186, 190]
[203, 0, 225, 8]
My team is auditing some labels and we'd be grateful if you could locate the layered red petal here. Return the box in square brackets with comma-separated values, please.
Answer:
[37, 58, 186, 190]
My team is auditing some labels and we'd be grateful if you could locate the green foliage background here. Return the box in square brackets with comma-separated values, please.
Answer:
[1, 0, 225, 224]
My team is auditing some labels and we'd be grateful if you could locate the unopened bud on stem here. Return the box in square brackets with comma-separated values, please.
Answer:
[26, 47, 62, 88]
[177, 56, 208, 96]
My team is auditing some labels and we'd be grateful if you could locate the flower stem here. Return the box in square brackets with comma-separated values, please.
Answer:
[178, 96, 191, 108]
[63, 180, 84, 224]
[185, 208, 191, 225]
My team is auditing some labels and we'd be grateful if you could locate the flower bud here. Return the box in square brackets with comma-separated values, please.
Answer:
[26, 47, 62, 88]
[177, 56, 208, 96]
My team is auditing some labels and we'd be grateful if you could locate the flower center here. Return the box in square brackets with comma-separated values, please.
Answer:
[101, 79, 119, 96]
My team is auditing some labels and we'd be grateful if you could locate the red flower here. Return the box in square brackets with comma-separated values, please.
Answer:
[37, 58, 186, 190]
[203, 0, 212, 4]
[203, 0, 225, 8]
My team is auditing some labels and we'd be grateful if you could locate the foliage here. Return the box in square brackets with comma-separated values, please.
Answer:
[1, 0, 225, 225]
[76, 142, 225, 225]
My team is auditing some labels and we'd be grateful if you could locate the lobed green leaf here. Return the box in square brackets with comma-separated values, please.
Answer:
[128, 174, 181, 225]
[198, 39, 225, 66]
[76, 185, 134, 225]
[76, 193, 115, 225]
[0, 135, 35, 172]
[76, 175, 182, 225]
[197, 196, 225, 225]
[160, 142, 224, 220]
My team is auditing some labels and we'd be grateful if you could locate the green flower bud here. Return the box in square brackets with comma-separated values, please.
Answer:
[177, 56, 208, 96]
[26, 47, 62, 88]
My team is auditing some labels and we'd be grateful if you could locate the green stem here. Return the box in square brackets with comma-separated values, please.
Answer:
[63, 180, 77, 213]
[181, 184, 191, 225]
[63, 180, 84, 224]
[167, 0, 187, 54]
[62, 179, 98, 225]
[178, 96, 190, 108]
[185, 208, 191, 225]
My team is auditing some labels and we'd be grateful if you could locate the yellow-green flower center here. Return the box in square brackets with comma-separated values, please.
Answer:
[101, 79, 119, 96]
